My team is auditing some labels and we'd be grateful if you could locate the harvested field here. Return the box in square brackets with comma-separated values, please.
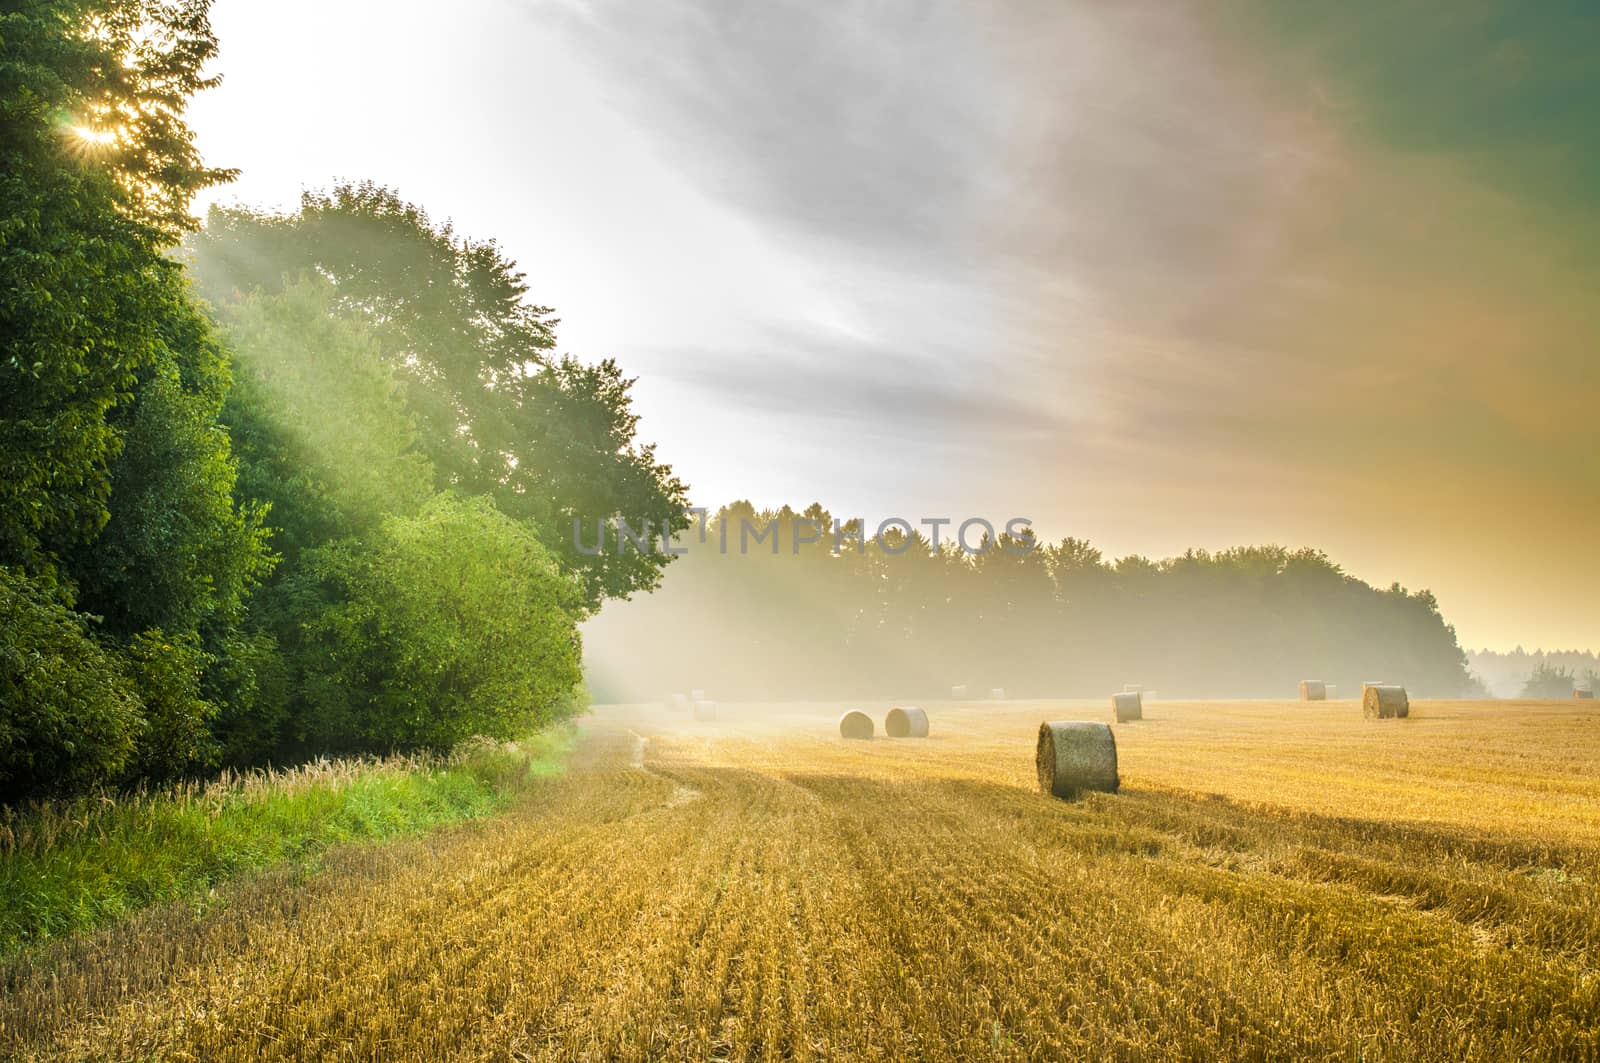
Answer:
[5, 698, 1600, 1061]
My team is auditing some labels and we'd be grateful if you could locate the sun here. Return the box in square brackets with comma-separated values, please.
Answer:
[69, 124, 119, 147]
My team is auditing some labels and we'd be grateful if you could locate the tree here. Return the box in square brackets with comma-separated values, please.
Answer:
[580, 503, 1479, 702]
[1, 0, 234, 573]
[62, 300, 273, 639]
[1522, 662, 1576, 699]
[119, 628, 218, 783]
[288, 496, 585, 754]
[0, 569, 142, 801]
[216, 277, 436, 563]
[0, 0, 283, 798]
[187, 184, 689, 610]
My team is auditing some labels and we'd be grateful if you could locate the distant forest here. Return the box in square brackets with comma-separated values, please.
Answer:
[583, 502, 1481, 703]
[1467, 649, 1599, 698]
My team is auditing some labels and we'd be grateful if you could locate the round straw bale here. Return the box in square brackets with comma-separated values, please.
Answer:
[691, 699, 716, 721]
[839, 710, 874, 740]
[988, 687, 1007, 700]
[1575, 688, 1595, 700]
[1036, 721, 1119, 798]
[690, 688, 706, 701]
[1299, 680, 1326, 701]
[669, 693, 689, 712]
[885, 706, 929, 738]
[1325, 684, 1338, 698]
[1363, 685, 1409, 719]
[1111, 691, 1143, 722]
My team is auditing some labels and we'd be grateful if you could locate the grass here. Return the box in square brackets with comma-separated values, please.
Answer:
[3, 698, 1599, 1060]
[0, 727, 574, 960]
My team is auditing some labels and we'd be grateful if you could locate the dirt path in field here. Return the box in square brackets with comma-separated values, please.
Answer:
[629, 729, 703, 809]
[4, 700, 1600, 1061]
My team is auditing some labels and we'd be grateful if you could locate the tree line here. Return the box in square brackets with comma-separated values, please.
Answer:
[582, 502, 1481, 703]
[1466, 649, 1599, 698]
[0, 1, 685, 802]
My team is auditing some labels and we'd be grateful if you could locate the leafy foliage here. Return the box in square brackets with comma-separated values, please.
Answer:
[0, 0, 232, 571]
[216, 277, 435, 562]
[289, 496, 584, 753]
[0, 570, 141, 802]
[118, 629, 218, 784]
[188, 183, 689, 610]
[201, 628, 290, 768]
[0, 3, 612, 801]
[62, 312, 273, 639]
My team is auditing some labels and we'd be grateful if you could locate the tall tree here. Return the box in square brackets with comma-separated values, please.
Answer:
[187, 184, 689, 610]
[1, 0, 268, 798]
[1, 0, 235, 572]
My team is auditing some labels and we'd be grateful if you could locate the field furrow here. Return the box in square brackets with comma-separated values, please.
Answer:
[4, 699, 1599, 1060]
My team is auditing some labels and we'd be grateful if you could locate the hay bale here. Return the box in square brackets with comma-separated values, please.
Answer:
[1299, 680, 1326, 701]
[1325, 684, 1338, 698]
[1575, 688, 1595, 700]
[1362, 681, 1386, 693]
[690, 688, 706, 701]
[1036, 721, 1119, 798]
[885, 706, 929, 738]
[669, 693, 690, 712]
[839, 710, 874, 740]
[691, 699, 716, 721]
[1363, 685, 1409, 719]
[988, 687, 1007, 700]
[950, 684, 968, 699]
[1111, 691, 1143, 722]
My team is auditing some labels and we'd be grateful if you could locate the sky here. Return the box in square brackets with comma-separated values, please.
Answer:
[186, 0, 1599, 652]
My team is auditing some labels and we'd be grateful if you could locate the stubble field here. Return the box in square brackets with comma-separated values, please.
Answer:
[4, 697, 1599, 1061]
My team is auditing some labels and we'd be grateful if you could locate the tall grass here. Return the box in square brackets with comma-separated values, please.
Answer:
[0, 729, 574, 959]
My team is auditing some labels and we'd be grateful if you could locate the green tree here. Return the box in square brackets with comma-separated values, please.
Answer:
[1, 0, 233, 572]
[0, 569, 141, 801]
[62, 305, 273, 639]
[187, 184, 689, 610]
[0, 0, 283, 799]
[119, 628, 218, 783]
[202, 627, 290, 768]
[289, 496, 585, 754]
[216, 277, 436, 562]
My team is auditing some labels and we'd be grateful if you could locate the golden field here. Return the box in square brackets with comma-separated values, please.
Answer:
[4, 698, 1600, 1061]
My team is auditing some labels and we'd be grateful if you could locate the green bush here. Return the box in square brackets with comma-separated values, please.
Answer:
[119, 630, 220, 784]
[0, 571, 142, 801]
[204, 628, 292, 768]
[292, 496, 585, 753]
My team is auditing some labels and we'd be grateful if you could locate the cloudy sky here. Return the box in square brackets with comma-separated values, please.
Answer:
[188, 0, 1599, 651]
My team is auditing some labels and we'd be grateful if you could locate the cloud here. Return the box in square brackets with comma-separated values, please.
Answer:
[649, 320, 1065, 442]
[528, 0, 1600, 646]
[541, 0, 1006, 265]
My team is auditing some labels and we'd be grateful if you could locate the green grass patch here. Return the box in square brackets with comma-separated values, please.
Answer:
[0, 728, 575, 959]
